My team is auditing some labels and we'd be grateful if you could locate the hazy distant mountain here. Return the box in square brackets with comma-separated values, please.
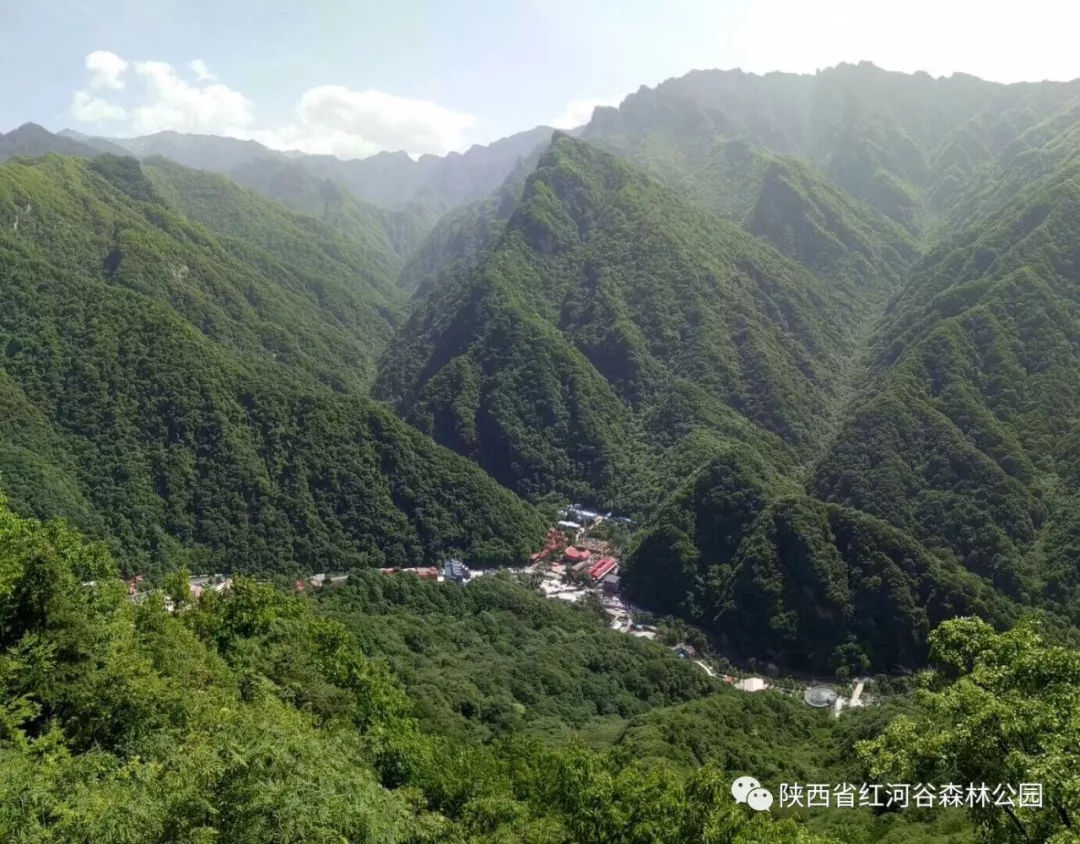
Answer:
[289, 125, 559, 213]
[55, 128, 134, 156]
[226, 156, 438, 266]
[60, 125, 558, 217]
[0, 123, 128, 162]
[91, 130, 289, 173]
[580, 63, 1080, 233]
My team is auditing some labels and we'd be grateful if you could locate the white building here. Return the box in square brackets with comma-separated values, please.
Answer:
[735, 677, 766, 692]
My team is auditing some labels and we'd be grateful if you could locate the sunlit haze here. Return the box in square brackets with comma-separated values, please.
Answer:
[1, 0, 1077, 158]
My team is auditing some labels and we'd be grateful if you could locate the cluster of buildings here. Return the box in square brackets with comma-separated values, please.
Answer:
[563, 544, 620, 590]
[529, 512, 628, 607]
[534, 520, 622, 593]
[530, 527, 567, 564]
[555, 506, 633, 540]
[373, 558, 472, 584]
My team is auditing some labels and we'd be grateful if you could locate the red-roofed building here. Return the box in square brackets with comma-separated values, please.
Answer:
[563, 546, 592, 564]
[588, 557, 618, 582]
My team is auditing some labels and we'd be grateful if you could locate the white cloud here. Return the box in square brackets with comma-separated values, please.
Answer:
[71, 91, 126, 123]
[187, 59, 216, 82]
[86, 50, 128, 90]
[128, 59, 254, 135]
[277, 85, 474, 157]
[550, 95, 627, 130]
[68, 51, 477, 160]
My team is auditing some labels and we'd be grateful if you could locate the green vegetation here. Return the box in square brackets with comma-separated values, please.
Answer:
[0, 124, 131, 163]
[9, 61, 1080, 843]
[623, 449, 1017, 673]
[1, 493, 1053, 844]
[375, 135, 859, 512]
[862, 618, 1080, 844]
[0, 495, 859, 843]
[585, 63, 1078, 231]
[812, 143, 1080, 615]
[0, 153, 543, 576]
[313, 571, 718, 745]
[143, 155, 406, 314]
[560, 65, 1080, 674]
[226, 156, 437, 265]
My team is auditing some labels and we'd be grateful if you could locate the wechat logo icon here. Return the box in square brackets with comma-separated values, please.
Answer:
[731, 775, 774, 812]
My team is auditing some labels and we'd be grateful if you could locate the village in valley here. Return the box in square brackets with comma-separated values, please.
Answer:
[124, 505, 875, 717]
[513, 505, 875, 717]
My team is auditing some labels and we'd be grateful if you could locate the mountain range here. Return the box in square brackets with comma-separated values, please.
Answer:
[6, 59, 1080, 843]
[4, 61, 1080, 676]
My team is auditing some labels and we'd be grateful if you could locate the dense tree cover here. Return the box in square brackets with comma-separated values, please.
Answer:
[4, 153, 399, 388]
[9, 64, 1080, 844]
[812, 139, 1080, 609]
[536, 67, 1080, 671]
[746, 156, 918, 294]
[20, 65, 1080, 681]
[581, 101, 917, 295]
[862, 617, 1080, 844]
[313, 571, 718, 744]
[0, 496, 861, 843]
[137, 156, 406, 367]
[226, 156, 437, 265]
[623, 449, 1017, 673]
[624, 144, 1080, 664]
[373, 121, 1080, 673]
[375, 135, 858, 511]
[0, 154, 543, 575]
[143, 155, 407, 313]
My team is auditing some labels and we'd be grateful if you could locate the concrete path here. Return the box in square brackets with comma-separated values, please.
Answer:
[692, 660, 717, 678]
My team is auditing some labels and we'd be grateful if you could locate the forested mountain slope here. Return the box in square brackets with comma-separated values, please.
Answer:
[375, 135, 863, 510]
[617, 77, 1080, 672]
[1, 488, 1069, 843]
[227, 156, 436, 263]
[623, 446, 1016, 674]
[812, 145, 1080, 608]
[0, 153, 543, 575]
[140, 155, 407, 334]
[10, 62, 1080, 844]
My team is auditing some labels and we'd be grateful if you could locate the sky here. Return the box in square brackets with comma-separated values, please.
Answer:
[2, 0, 1079, 160]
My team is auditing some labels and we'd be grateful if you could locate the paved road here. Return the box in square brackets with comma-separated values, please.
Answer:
[850, 680, 865, 707]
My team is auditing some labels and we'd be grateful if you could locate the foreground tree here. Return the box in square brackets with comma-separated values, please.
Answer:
[860, 617, 1080, 844]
